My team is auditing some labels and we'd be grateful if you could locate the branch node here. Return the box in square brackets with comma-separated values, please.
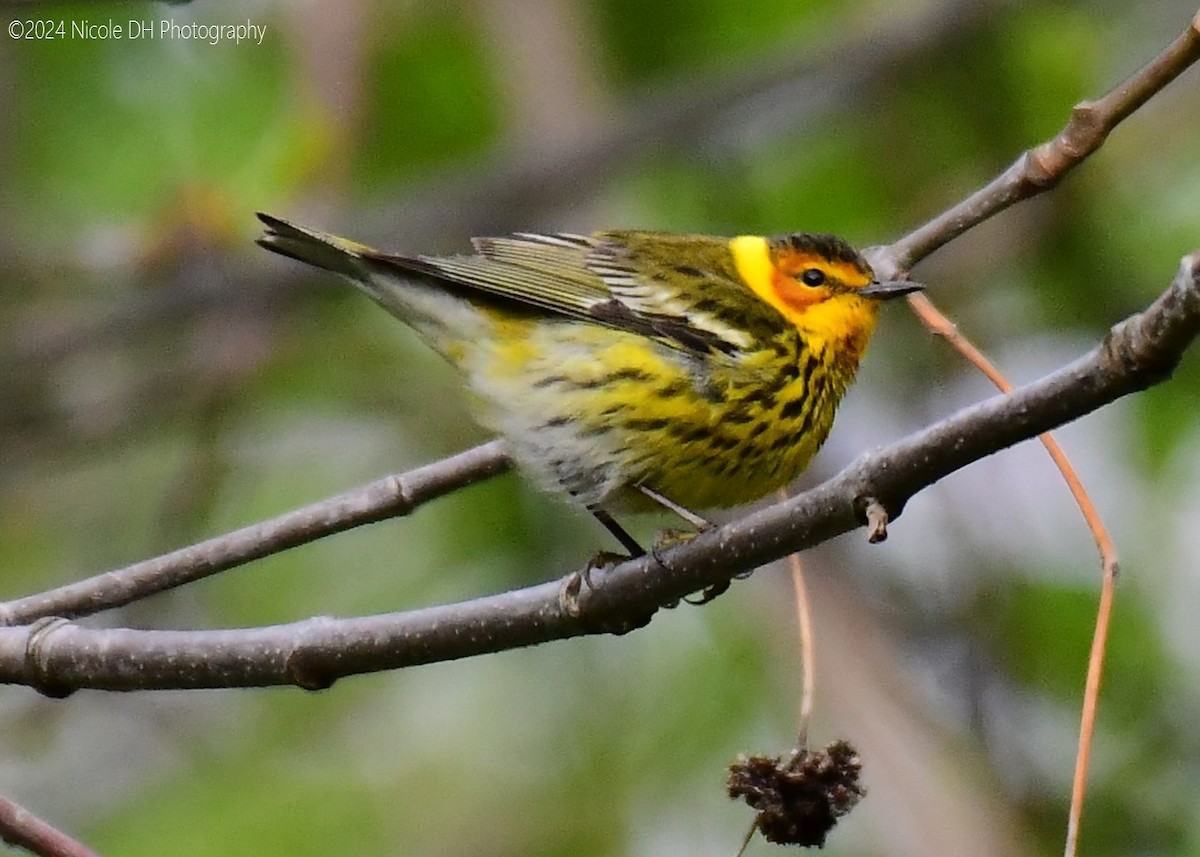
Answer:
[1099, 323, 1141, 376]
[1025, 144, 1064, 187]
[387, 473, 415, 514]
[557, 553, 623, 618]
[557, 571, 586, 618]
[856, 498, 890, 544]
[1063, 100, 1107, 155]
[23, 617, 74, 699]
[284, 622, 339, 691]
[1101, 252, 1200, 382]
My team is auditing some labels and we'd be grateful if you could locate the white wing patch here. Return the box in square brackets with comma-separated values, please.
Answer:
[586, 244, 755, 351]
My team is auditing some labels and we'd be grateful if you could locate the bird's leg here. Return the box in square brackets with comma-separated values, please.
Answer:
[637, 483, 714, 560]
[560, 506, 646, 617]
[635, 483, 714, 531]
[589, 507, 647, 557]
[562, 492, 732, 614]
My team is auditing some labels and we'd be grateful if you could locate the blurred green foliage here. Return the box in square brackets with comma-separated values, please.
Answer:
[7, 15, 295, 236]
[594, 0, 831, 86]
[355, 7, 501, 192]
[2, 0, 1200, 855]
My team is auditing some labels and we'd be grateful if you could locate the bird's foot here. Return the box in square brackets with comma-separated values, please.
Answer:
[648, 524, 739, 607]
[559, 551, 627, 617]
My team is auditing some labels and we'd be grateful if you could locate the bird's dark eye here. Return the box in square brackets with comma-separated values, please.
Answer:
[800, 268, 826, 287]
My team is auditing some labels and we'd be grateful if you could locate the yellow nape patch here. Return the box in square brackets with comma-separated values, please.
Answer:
[730, 235, 806, 325]
[729, 235, 879, 355]
[730, 236, 838, 325]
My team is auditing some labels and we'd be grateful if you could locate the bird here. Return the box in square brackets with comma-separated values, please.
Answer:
[256, 213, 920, 559]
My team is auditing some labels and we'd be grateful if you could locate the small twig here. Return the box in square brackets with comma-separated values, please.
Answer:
[0, 796, 100, 857]
[905, 249, 1122, 857]
[734, 495, 820, 856]
[0, 441, 510, 626]
[1064, 556, 1118, 857]
[774, 489, 817, 754]
[905, 292, 1118, 575]
[862, 499, 889, 544]
[734, 494, 820, 854]
[732, 818, 759, 857]
[788, 551, 816, 753]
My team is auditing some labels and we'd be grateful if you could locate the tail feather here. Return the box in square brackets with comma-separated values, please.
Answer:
[255, 212, 381, 281]
[256, 212, 489, 350]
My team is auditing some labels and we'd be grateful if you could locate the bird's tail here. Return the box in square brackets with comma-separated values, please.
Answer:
[256, 212, 490, 353]
[256, 212, 376, 281]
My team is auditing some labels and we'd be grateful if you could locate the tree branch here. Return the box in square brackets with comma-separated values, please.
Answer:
[875, 8, 1200, 275]
[1, 253, 1195, 694]
[0, 441, 509, 627]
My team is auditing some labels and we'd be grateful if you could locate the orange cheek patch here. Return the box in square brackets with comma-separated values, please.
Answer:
[771, 269, 825, 310]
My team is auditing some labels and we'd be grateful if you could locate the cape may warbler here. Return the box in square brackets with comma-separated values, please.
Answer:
[257, 214, 918, 554]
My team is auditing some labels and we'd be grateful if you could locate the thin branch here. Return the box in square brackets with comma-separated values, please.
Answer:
[778, 486, 818, 753]
[733, 818, 759, 857]
[872, 8, 1200, 276]
[735, 498, 819, 855]
[906, 293, 1117, 569]
[779, 512, 819, 757]
[0, 441, 509, 626]
[0, 796, 100, 857]
[1064, 559, 1118, 857]
[0, 252, 1195, 694]
[788, 556, 816, 751]
[907, 286, 1122, 857]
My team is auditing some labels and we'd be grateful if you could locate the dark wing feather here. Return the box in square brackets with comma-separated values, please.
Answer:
[362, 232, 609, 323]
[361, 231, 751, 355]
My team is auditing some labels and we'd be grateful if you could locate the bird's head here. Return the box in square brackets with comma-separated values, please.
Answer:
[730, 233, 921, 355]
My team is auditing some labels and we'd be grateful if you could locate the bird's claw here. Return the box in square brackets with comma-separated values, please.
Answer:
[683, 581, 731, 605]
[559, 551, 627, 617]
[650, 526, 745, 607]
[650, 527, 699, 558]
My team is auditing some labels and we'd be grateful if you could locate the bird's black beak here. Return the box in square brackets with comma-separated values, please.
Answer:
[858, 279, 923, 300]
